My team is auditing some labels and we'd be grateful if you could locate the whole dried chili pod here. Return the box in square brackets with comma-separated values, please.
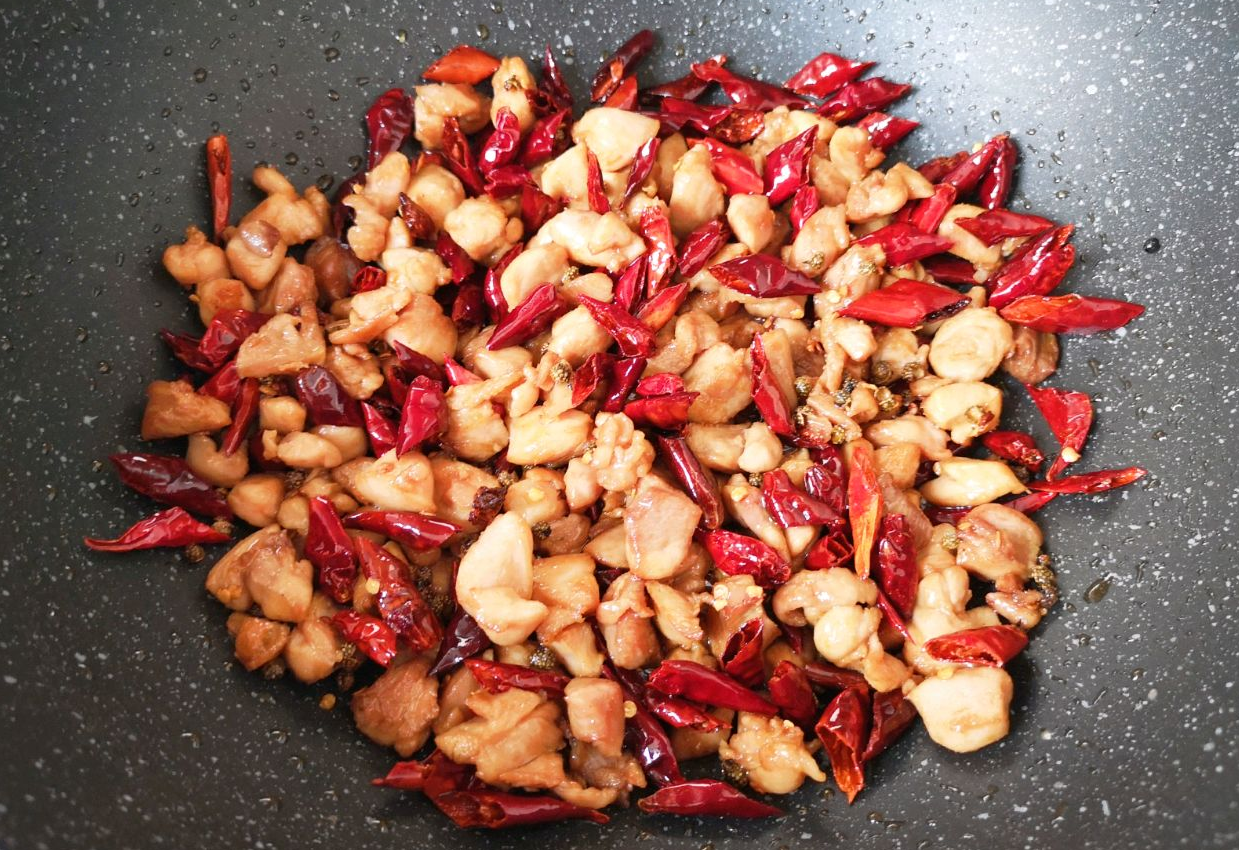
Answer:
[692, 137, 764, 196]
[354, 536, 443, 652]
[1028, 466, 1147, 494]
[1000, 294, 1145, 335]
[478, 107, 522, 177]
[220, 377, 259, 456]
[874, 586, 913, 643]
[643, 54, 725, 100]
[788, 183, 820, 237]
[84, 507, 230, 553]
[331, 610, 398, 667]
[600, 356, 647, 413]
[584, 149, 610, 214]
[364, 88, 415, 170]
[648, 659, 779, 715]
[817, 78, 911, 124]
[395, 375, 448, 454]
[690, 61, 809, 110]
[622, 136, 661, 204]
[603, 664, 685, 787]
[442, 357, 483, 386]
[655, 436, 724, 530]
[907, 182, 958, 234]
[434, 789, 609, 829]
[846, 440, 882, 580]
[435, 230, 477, 284]
[439, 117, 485, 196]
[200, 360, 242, 403]
[858, 111, 920, 151]
[803, 660, 868, 691]
[623, 391, 698, 431]
[487, 283, 569, 350]
[802, 457, 846, 517]
[767, 660, 819, 727]
[520, 107, 572, 168]
[1023, 382, 1092, 479]
[917, 149, 969, 183]
[978, 134, 1018, 210]
[422, 44, 501, 84]
[856, 222, 955, 268]
[603, 75, 640, 110]
[590, 29, 656, 102]
[700, 529, 791, 588]
[465, 659, 571, 697]
[360, 402, 397, 457]
[634, 373, 685, 397]
[985, 223, 1075, 308]
[612, 255, 647, 313]
[763, 125, 818, 206]
[637, 207, 677, 296]
[938, 134, 1008, 196]
[804, 531, 854, 571]
[646, 695, 729, 732]
[634, 281, 689, 332]
[109, 453, 231, 518]
[570, 352, 614, 407]
[205, 134, 232, 242]
[761, 469, 844, 529]
[720, 618, 766, 687]
[482, 242, 522, 322]
[1003, 490, 1058, 514]
[538, 44, 574, 112]
[955, 209, 1054, 245]
[676, 219, 731, 279]
[922, 624, 1029, 667]
[428, 609, 491, 676]
[982, 430, 1045, 471]
[713, 253, 820, 299]
[838, 278, 969, 328]
[786, 51, 874, 98]
[921, 253, 981, 286]
[637, 779, 782, 819]
[295, 365, 363, 427]
[577, 295, 656, 356]
[861, 688, 918, 762]
[815, 684, 871, 803]
[305, 496, 358, 604]
[873, 513, 918, 619]
[451, 282, 486, 330]
[343, 510, 460, 551]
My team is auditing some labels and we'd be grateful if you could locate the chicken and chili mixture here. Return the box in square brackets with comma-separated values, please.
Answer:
[88, 31, 1146, 827]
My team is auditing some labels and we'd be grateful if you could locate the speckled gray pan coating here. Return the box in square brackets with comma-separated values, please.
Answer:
[0, 0, 1236, 847]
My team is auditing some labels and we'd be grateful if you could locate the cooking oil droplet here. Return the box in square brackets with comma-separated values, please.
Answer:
[76, 327, 90, 343]
[396, 28, 408, 43]
[476, 23, 490, 40]
[192, 68, 207, 83]
[324, 46, 340, 61]
[991, 109, 1001, 123]
[315, 174, 334, 192]
[1083, 577, 1111, 603]
[284, 152, 298, 166]
[347, 155, 363, 171]
[1143, 236, 1161, 253]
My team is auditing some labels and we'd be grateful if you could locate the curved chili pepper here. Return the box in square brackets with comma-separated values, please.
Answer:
[451, 282, 486, 330]
[612, 255, 647, 313]
[802, 456, 846, 515]
[643, 54, 725, 100]
[220, 377, 258, 456]
[635, 373, 684, 397]
[305, 496, 357, 603]
[634, 281, 689, 332]
[691, 61, 809, 110]
[570, 352, 612, 407]
[700, 529, 790, 588]
[1000, 294, 1145, 335]
[364, 88, 415, 170]
[648, 659, 779, 715]
[638, 779, 782, 819]
[862, 688, 917, 762]
[478, 107, 522, 177]
[763, 125, 817, 205]
[436, 789, 609, 828]
[439, 117, 485, 196]
[360, 402, 398, 457]
[482, 243, 522, 322]
[435, 230, 476, 284]
[84, 507, 229, 552]
[815, 684, 871, 803]
[803, 660, 867, 691]
[846, 440, 882, 580]
[622, 136, 660, 204]
[583, 149, 610, 214]
[487, 283, 569, 350]
[720, 618, 765, 687]
[654, 98, 765, 144]
[395, 375, 447, 454]
[465, 658, 570, 698]
[623, 391, 698, 431]
[978, 135, 1018, 210]
[109, 453, 231, 518]
[713, 253, 819, 299]
[873, 513, 918, 619]
[422, 44, 500, 84]
[918, 149, 969, 183]
[294, 365, 362, 427]
[761, 469, 844, 529]
[1004, 490, 1057, 514]
[938, 134, 1008, 196]
[578, 295, 655, 356]
[985, 224, 1075, 309]
[205, 134, 231, 242]
[538, 44, 574, 112]
[162, 310, 269, 373]
[874, 587, 912, 642]
[768, 660, 818, 727]
[332, 610, 398, 667]
[344, 510, 460, 550]
[856, 222, 955, 268]
[922, 624, 1029, 667]
[520, 108, 572, 168]
[373, 757, 432, 791]
[394, 196, 435, 245]
[907, 182, 958, 234]
[637, 207, 676, 296]
[676, 219, 731, 279]
[1023, 383, 1092, 479]
[350, 265, 387, 294]
[805, 531, 854, 571]
[817, 78, 911, 124]
[956, 209, 1054, 246]
[858, 111, 919, 151]
[601, 356, 646, 413]
[354, 536, 443, 653]
[692, 137, 763, 196]
[604, 665, 685, 787]
[200, 360, 241, 403]
[591, 29, 656, 103]
[655, 436, 724, 530]
[982, 430, 1045, 472]
[603, 75, 639, 110]
[428, 608, 491, 676]
[786, 51, 874, 98]
[1028, 466, 1147, 494]
[788, 184, 820, 238]
[921, 253, 980, 285]
[646, 694, 729, 731]
[838, 278, 969, 328]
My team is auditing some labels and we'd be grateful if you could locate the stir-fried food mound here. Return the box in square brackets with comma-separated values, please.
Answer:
[87, 29, 1147, 829]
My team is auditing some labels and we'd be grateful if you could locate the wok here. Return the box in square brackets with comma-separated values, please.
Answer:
[1, 0, 1235, 847]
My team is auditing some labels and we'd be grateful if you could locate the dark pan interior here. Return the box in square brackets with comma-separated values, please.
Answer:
[1, 0, 1236, 847]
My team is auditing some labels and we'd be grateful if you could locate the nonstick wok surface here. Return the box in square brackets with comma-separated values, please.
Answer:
[1, 1, 1236, 847]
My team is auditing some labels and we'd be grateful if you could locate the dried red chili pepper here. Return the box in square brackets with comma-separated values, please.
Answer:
[591, 29, 656, 102]
[956, 209, 1054, 246]
[838, 278, 969, 328]
[373, 758, 432, 791]
[748, 334, 795, 439]
[634, 281, 689, 332]
[918, 150, 968, 183]
[395, 375, 447, 454]
[847, 440, 882, 580]
[478, 107, 522, 177]
[344, 510, 460, 551]
[858, 111, 919, 151]
[1004, 490, 1057, 514]
[691, 138, 763, 197]
[604, 665, 685, 787]
[331, 610, 398, 667]
[856, 222, 955, 268]
[720, 618, 765, 687]
[982, 430, 1045, 472]
[637, 207, 676, 296]
[788, 184, 820, 238]
[330, 172, 365, 237]
[638, 779, 782, 819]
[785, 51, 874, 97]
[1029, 466, 1147, 494]
[305, 496, 357, 603]
[1001, 294, 1145, 335]
[443, 357, 483, 387]
[938, 134, 1008, 196]
[435, 789, 609, 829]
[220, 377, 258, 456]
[520, 108, 572, 168]
[200, 360, 241, 403]
[805, 531, 854, 571]
[700, 529, 791, 589]
[768, 660, 818, 727]
[622, 136, 661, 204]
[601, 356, 647, 413]
[350, 265, 387, 294]
[521, 183, 561, 233]
[1023, 383, 1092, 479]
[804, 660, 867, 691]
[603, 75, 639, 110]
[623, 391, 698, 431]
[422, 44, 501, 84]
[876, 586, 913, 643]
[364, 88, 415, 170]
[109, 453, 231, 518]
[815, 684, 871, 803]
[673, 218, 729, 279]
[435, 230, 476, 284]
[84, 507, 230, 553]
[569, 352, 612, 407]
[711, 108, 767, 144]
[643, 54, 726, 99]
[354, 536, 443, 652]
[762, 469, 844, 529]
[635, 373, 685, 397]
[205, 134, 231, 242]
[654, 98, 764, 143]
[648, 659, 779, 715]
[817, 78, 911, 124]
[487, 283, 569, 350]
[921, 253, 980, 286]
[646, 695, 729, 732]
[921, 504, 970, 525]
[712, 253, 819, 299]
[428, 609, 491, 676]
[978, 135, 1019, 210]
[690, 61, 809, 110]
[612, 255, 647, 313]
[162, 310, 269, 373]
[465, 658, 570, 698]
[923, 624, 1029, 667]
[861, 688, 917, 762]
[985, 223, 1075, 309]
[584, 149, 610, 214]
[763, 125, 817, 205]
[375, 749, 476, 794]
[872, 514, 918, 619]
[655, 436, 724, 530]
[907, 182, 958, 234]
[294, 365, 363, 427]
[537, 44, 574, 112]
[451, 282, 486, 330]
[439, 116, 485, 196]
[482, 243, 521, 322]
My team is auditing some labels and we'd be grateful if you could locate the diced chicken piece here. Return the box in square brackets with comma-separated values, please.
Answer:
[443, 196, 522, 263]
[430, 455, 500, 532]
[874, 443, 921, 491]
[939, 205, 1003, 273]
[140, 379, 231, 440]
[225, 220, 288, 290]
[533, 553, 600, 640]
[871, 326, 928, 384]
[928, 307, 1014, 382]
[726, 193, 775, 253]
[324, 345, 383, 400]
[921, 457, 1026, 507]
[227, 613, 291, 672]
[227, 474, 285, 527]
[672, 708, 735, 761]
[772, 567, 875, 628]
[490, 56, 537, 132]
[827, 125, 883, 183]
[434, 665, 479, 735]
[702, 574, 769, 660]
[352, 658, 440, 757]
[284, 612, 344, 684]
[236, 306, 325, 378]
[436, 688, 565, 788]
[547, 306, 613, 367]
[186, 433, 248, 487]
[922, 381, 1003, 445]
[381, 292, 458, 364]
[572, 107, 661, 172]
[241, 527, 313, 623]
[258, 258, 317, 315]
[646, 581, 705, 649]
[240, 166, 330, 244]
[864, 414, 952, 461]
[341, 191, 388, 262]
[507, 406, 592, 466]
[597, 573, 660, 670]
[404, 163, 465, 231]
[196, 277, 254, 324]
[810, 153, 851, 206]
[668, 145, 725, 237]
[564, 677, 626, 757]
[1003, 325, 1060, 385]
[539, 144, 590, 209]
[442, 371, 524, 462]
[683, 343, 753, 424]
[955, 503, 1043, 583]
[499, 243, 572, 308]
[545, 621, 606, 677]
[163, 225, 231, 287]
[413, 83, 492, 150]
[352, 450, 436, 513]
[456, 512, 548, 646]
[624, 477, 702, 581]
[718, 713, 826, 794]
[907, 667, 1013, 753]
[530, 209, 645, 273]
[381, 246, 452, 296]
[722, 475, 790, 562]
[845, 168, 909, 223]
